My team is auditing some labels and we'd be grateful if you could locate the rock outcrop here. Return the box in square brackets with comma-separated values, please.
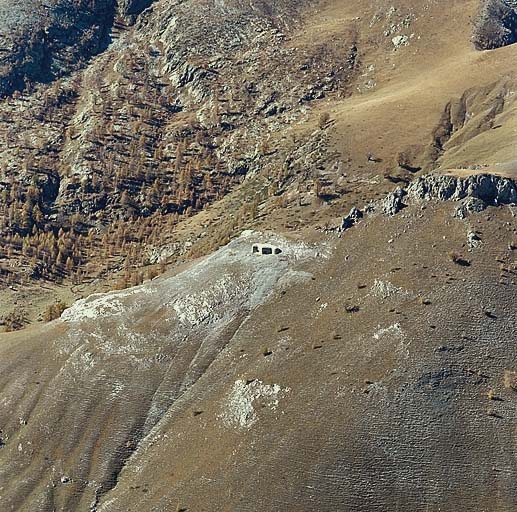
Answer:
[473, 0, 517, 50]
[340, 173, 517, 229]
[407, 173, 517, 205]
[0, 0, 158, 97]
[118, 0, 154, 19]
[339, 207, 363, 231]
[378, 186, 407, 216]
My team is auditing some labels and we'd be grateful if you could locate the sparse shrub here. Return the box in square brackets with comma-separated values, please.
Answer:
[318, 111, 330, 129]
[262, 347, 272, 357]
[484, 310, 497, 319]
[43, 301, 67, 322]
[486, 408, 502, 419]
[2, 310, 27, 332]
[448, 251, 460, 262]
[448, 251, 471, 267]
[487, 387, 503, 401]
[503, 370, 517, 390]
[113, 277, 130, 290]
[146, 267, 160, 281]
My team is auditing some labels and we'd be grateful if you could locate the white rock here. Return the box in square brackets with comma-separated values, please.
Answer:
[392, 35, 409, 48]
[220, 379, 290, 430]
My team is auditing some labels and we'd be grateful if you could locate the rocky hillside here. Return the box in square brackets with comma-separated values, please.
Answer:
[1, 0, 516, 315]
[0, 0, 354, 295]
[0, 0, 150, 98]
[1, 0, 517, 510]
[473, 0, 517, 50]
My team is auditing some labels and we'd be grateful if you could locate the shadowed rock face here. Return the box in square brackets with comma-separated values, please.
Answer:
[0, 0, 112, 96]
[473, 0, 517, 50]
[118, 0, 154, 17]
[0, 0, 157, 97]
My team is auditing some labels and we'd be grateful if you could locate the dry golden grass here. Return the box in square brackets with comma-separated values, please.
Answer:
[503, 370, 517, 390]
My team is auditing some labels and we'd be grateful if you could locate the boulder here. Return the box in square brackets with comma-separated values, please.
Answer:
[340, 207, 363, 231]
[380, 187, 407, 216]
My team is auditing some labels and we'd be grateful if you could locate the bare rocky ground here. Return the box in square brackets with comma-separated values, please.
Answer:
[1, 0, 517, 510]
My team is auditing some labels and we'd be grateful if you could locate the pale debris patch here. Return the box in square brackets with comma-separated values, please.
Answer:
[60, 286, 153, 323]
[370, 279, 410, 300]
[69, 349, 96, 372]
[373, 323, 411, 359]
[171, 275, 244, 327]
[109, 380, 126, 401]
[319, 302, 328, 312]
[392, 34, 409, 48]
[220, 379, 290, 430]
[373, 323, 403, 340]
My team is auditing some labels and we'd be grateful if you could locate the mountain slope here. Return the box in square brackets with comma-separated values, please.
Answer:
[1, 1, 517, 510]
[1, 0, 517, 318]
[1, 176, 516, 510]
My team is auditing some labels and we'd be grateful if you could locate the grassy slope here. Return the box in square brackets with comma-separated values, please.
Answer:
[98, 201, 517, 512]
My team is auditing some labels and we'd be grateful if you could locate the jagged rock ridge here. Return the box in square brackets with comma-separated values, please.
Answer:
[340, 173, 517, 231]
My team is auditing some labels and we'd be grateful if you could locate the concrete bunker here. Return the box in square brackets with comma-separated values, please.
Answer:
[252, 243, 283, 256]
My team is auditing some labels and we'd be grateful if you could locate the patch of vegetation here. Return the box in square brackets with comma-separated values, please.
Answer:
[318, 111, 330, 129]
[43, 301, 68, 322]
[1, 309, 27, 331]
[262, 347, 273, 357]
[503, 370, 517, 390]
